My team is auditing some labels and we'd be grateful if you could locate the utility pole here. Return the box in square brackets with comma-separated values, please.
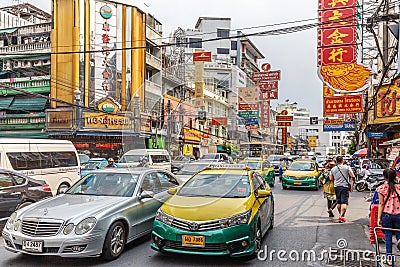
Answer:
[166, 100, 171, 155]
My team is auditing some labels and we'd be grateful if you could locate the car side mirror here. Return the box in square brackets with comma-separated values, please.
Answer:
[57, 187, 68, 195]
[139, 190, 154, 200]
[167, 187, 177, 195]
[256, 189, 271, 198]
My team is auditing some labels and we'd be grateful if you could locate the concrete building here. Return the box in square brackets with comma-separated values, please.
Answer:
[0, 3, 51, 138]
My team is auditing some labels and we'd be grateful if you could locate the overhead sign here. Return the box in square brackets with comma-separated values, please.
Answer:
[308, 136, 317, 148]
[252, 70, 281, 82]
[320, 26, 356, 47]
[282, 127, 287, 145]
[319, 8, 357, 29]
[319, 0, 357, 9]
[276, 115, 294, 121]
[241, 117, 259, 125]
[310, 117, 318, 125]
[323, 121, 356, 131]
[278, 121, 291, 127]
[238, 110, 259, 118]
[374, 81, 400, 124]
[212, 117, 228, 126]
[260, 99, 270, 128]
[258, 81, 278, 91]
[238, 87, 259, 103]
[324, 95, 363, 114]
[238, 103, 258, 111]
[324, 119, 345, 124]
[368, 132, 387, 139]
[193, 51, 212, 62]
[260, 90, 278, 100]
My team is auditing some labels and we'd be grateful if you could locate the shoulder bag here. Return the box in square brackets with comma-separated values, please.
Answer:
[337, 165, 353, 192]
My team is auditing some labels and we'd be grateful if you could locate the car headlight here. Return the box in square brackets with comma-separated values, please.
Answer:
[5, 212, 17, 230]
[14, 219, 22, 231]
[63, 223, 74, 235]
[155, 209, 174, 225]
[308, 176, 317, 180]
[220, 210, 252, 228]
[75, 217, 96, 235]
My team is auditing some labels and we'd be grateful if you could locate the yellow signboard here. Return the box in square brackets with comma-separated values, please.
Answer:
[84, 112, 131, 129]
[183, 128, 201, 142]
[374, 81, 400, 124]
[308, 136, 317, 148]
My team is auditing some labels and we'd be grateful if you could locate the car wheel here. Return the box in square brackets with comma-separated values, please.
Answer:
[57, 183, 70, 195]
[16, 201, 33, 210]
[254, 220, 262, 254]
[102, 221, 126, 261]
[355, 183, 367, 192]
[282, 185, 288, 190]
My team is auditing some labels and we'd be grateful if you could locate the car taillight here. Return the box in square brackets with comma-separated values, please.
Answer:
[42, 184, 51, 192]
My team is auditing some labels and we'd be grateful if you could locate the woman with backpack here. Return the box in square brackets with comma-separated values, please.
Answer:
[318, 161, 337, 218]
[377, 168, 400, 265]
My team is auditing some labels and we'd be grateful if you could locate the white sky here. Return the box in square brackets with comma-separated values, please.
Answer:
[6, 0, 323, 115]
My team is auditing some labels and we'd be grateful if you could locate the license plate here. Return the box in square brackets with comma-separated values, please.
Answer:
[293, 181, 302, 185]
[22, 240, 43, 252]
[182, 235, 205, 247]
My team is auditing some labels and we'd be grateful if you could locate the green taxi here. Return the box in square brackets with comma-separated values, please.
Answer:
[240, 158, 275, 187]
[150, 164, 274, 258]
[281, 160, 320, 190]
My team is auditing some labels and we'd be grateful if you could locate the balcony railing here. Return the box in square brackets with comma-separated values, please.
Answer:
[18, 23, 52, 35]
[145, 80, 162, 96]
[146, 26, 162, 46]
[146, 52, 162, 70]
[0, 41, 51, 53]
[0, 76, 50, 95]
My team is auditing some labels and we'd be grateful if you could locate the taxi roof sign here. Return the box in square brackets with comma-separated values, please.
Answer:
[207, 163, 250, 170]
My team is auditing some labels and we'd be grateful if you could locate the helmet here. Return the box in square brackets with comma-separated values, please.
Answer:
[108, 158, 114, 162]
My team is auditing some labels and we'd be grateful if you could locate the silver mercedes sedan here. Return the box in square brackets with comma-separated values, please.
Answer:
[2, 168, 179, 260]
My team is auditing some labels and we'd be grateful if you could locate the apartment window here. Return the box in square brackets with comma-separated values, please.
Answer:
[189, 38, 202, 48]
[231, 40, 237, 50]
[208, 102, 213, 113]
[217, 29, 230, 38]
[176, 37, 187, 47]
[217, 48, 230, 54]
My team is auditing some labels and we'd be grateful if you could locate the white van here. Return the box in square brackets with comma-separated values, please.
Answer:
[119, 149, 171, 171]
[0, 138, 80, 195]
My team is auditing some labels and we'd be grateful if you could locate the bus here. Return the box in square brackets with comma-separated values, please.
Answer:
[239, 142, 284, 158]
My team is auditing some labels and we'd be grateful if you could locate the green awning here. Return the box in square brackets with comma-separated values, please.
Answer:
[0, 28, 17, 34]
[0, 130, 48, 138]
[9, 97, 47, 111]
[0, 97, 14, 109]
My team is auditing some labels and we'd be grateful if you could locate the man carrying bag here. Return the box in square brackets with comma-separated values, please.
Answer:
[330, 156, 356, 223]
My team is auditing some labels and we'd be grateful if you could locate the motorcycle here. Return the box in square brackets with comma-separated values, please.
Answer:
[355, 173, 384, 192]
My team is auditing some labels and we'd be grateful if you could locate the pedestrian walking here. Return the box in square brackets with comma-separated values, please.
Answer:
[318, 161, 337, 218]
[377, 168, 400, 265]
[330, 156, 356, 223]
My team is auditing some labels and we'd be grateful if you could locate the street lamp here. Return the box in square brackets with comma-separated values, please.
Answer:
[74, 89, 81, 130]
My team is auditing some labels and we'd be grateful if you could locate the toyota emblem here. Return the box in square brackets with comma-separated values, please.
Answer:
[189, 222, 199, 231]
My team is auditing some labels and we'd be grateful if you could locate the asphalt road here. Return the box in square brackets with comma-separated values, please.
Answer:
[0, 185, 374, 267]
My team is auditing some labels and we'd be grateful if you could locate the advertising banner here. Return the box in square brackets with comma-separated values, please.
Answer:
[320, 26, 356, 47]
[282, 127, 287, 145]
[318, 45, 356, 65]
[238, 103, 259, 111]
[374, 83, 400, 124]
[319, 0, 357, 10]
[324, 95, 363, 114]
[258, 81, 279, 91]
[323, 121, 356, 131]
[193, 51, 212, 62]
[319, 8, 357, 29]
[260, 99, 270, 128]
[260, 90, 278, 100]
[241, 117, 259, 125]
[252, 71, 281, 82]
[276, 115, 294, 121]
[238, 87, 259, 103]
[238, 110, 259, 118]
[212, 117, 228, 126]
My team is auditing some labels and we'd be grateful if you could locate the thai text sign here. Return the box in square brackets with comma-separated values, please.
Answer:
[323, 121, 355, 131]
[193, 51, 212, 62]
[238, 103, 258, 111]
[212, 117, 228, 126]
[368, 132, 387, 139]
[183, 128, 201, 142]
[84, 112, 131, 129]
[238, 110, 259, 118]
[276, 115, 294, 121]
[252, 71, 281, 82]
[324, 95, 363, 114]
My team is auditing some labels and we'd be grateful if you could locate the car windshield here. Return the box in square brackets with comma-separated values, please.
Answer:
[67, 172, 139, 197]
[201, 154, 217, 160]
[119, 155, 144, 163]
[81, 161, 102, 170]
[288, 162, 315, 171]
[267, 155, 283, 161]
[176, 164, 210, 175]
[241, 161, 260, 170]
[177, 173, 250, 198]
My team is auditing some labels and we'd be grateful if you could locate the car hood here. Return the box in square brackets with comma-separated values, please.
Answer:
[175, 174, 192, 184]
[19, 194, 124, 221]
[161, 195, 250, 221]
[284, 170, 318, 177]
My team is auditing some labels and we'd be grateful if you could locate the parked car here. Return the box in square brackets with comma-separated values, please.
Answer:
[0, 169, 52, 220]
[171, 155, 196, 174]
[200, 153, 231, 163]
[174, 161, 212, 184]
[151, 164, 274, 258]
[281, 160, 321, 190]
[2, 168, 179, 260]
[81, 158, 110, 176]
[240, 157, 276, 187]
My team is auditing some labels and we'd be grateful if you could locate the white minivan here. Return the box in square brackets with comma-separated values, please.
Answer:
[119, 149, 171, 171]
[0, 138, 80, 195]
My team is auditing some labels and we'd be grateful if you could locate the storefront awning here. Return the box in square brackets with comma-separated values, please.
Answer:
[76, 131, 140, 137]
[9, 97, 47, 111]
[0, 28, 17, 34]
[0, 97, 14, 109]
[0, 130, 48, 138]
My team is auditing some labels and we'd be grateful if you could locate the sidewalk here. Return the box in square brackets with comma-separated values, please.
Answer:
[312, 191, 377, 266]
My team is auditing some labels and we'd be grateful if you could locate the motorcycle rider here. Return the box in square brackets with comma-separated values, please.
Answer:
[358, 164, 371, 181]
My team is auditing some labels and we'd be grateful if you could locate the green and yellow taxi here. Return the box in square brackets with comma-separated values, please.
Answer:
[281, 160, 320, 190]
[240, 157, 275, 187]
[150, 164, 274, 258]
